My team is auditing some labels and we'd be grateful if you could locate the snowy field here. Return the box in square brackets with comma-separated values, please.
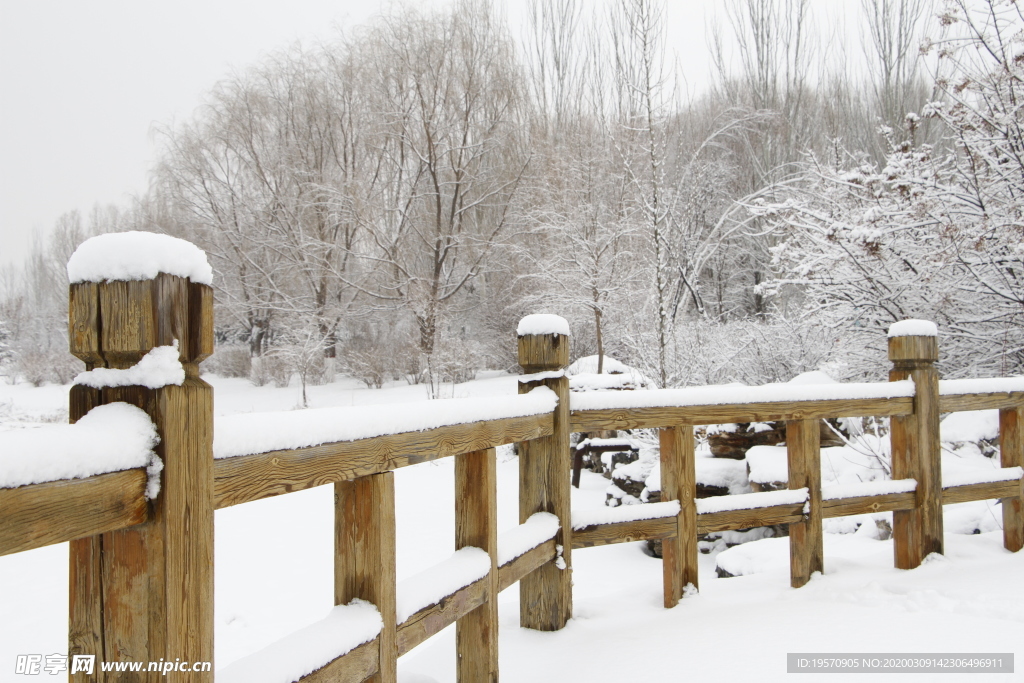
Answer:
[2, 373, 1022, 683]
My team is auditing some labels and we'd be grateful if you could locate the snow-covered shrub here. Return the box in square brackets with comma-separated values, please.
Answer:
[205, 345, 251, 378]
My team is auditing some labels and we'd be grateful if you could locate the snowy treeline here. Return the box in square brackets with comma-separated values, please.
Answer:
[2, 0, 1021, 389]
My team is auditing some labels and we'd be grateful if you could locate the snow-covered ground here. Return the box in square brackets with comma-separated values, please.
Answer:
[2, 373, 1022, 682]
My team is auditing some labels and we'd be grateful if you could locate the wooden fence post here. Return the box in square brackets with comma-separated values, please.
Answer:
[517, 317, 572, 631]
[335, 474, 398, 683]
[1000, 407, 1024, 552]
[659, 425, 697, 607]
[68, 273, 215, 681]
[455, 448, 499, 682]
[889, 325, 943, 569]
[787, 419, 822, 587]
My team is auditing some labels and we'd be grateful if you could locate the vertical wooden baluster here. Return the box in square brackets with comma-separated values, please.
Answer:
[336, 474, 397, 683]
[659, 425, 698, 607]
[1000, 407, 1024, 552]
[787, 419, 822, 587]
[455, 448, 498, 682]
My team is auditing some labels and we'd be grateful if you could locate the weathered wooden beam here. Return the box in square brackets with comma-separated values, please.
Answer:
[942, 479, 1021, 505]
[1, 470, 148, 557]
[517, 322, 572, 632]
[570, 395, 913, 432]
[213, 413, 551, 509]
[571, 517, 677, 549]
[658, 425, 697, 607]
[1000, 407, 1024, 552]
[497, 539, 558, 593]
[299, 639, 379, 683]
[889, 333, 943, 569]
[787, 419, 822, 588]
[335, 473, 397, 683]
[696, 503, 807, 534]
[455, 449, 498, 682]
[939, 392, 1024, 413]
[397, 577, 489, 657]
[821, 491, 917, 518]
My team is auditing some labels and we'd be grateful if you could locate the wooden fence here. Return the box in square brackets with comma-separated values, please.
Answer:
[2, 267, 1023, 682]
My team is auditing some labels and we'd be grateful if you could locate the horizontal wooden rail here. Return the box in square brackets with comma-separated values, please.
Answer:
[572, 517, 676, 548]
[398, 576, 489, 656]
[942, 479, 1021, 505]
[498, 538, 558, 592]
[391, 538, 559, 655]
[822, 491, 917, 518]
[214, 413, 552, 509]
[299, 638, 379, 683]
[1, 469, 149, 557]
[939, 392, 1024, 413]
[570, 396, 913, 432]
[697, 502, 807, 534]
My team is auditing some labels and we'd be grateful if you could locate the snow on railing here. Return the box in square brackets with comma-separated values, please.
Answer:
[497, 512, 560, 566]
[939, 377, 1024, 395]
[0, 403, 160, 495]
[571, 501, 681, 530]
[213, 386, 557, 460]
[217, 599, 382, 683]
[570, 380, 915, 412]
[695, 488, 809, 515]
[822, 479, 917, 501]
[396, 547, 491, 624]
[943, 466, 1024, 489]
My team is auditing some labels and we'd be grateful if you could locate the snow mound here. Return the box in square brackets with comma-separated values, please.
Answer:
[67, 231, 213, 285]
[567, 355, 633, 375]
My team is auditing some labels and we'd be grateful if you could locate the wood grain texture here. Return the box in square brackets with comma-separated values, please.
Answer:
[188, 283, 214, 364]
[335, 473, 397, 683]
[214, 414, 551, 509]
[98, 279, 157, 368]
[69, 536, 104, 683]
[890, 334, 943, 570]
[518, 333, 569, 373]
[787, 419, 822, 588]
[696, 503, 806, 534]
[941, 479, 1021, 505]
[455, 449, 498, 682]
[497, 539, 558, 593]
[1000, 407, 1024, 552]
[0, 470, 148, 557]
[517, 330, 572, 632]
[299, 638, 379, 683]
[68, 282, 102, 366]
[570, 396, 913, 432]
[940, 392, 1024, 413]
[658, 425, 697, 607]
[398, 577, 489, 657]
[571, 517, 676, 549]
[821, 491, 917, 518]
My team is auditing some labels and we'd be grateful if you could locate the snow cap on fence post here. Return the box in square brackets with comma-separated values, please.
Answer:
[888, 319, 939, 364]
[67, 231, 214, 369]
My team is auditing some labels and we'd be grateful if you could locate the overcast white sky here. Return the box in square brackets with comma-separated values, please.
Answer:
[0, 0, 860, 269]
